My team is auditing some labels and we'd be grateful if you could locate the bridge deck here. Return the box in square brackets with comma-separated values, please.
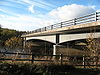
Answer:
[22, 21, 100, 37]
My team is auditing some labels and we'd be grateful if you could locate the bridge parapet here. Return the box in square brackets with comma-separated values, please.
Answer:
[22, 21, 100, 37]
[22, 12, 100, 37]
[22, 12, 100, 36]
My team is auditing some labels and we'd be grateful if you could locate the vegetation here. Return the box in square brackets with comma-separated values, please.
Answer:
[86, 32, 100, 56]
[0, 25, 25, 50]
[0, 63, 99, 75]
[83, 29, 100, 67]
[5, 37, 23, 49]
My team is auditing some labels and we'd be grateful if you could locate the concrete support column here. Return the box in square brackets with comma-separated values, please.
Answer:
[53, 45, 57, 55]
[23, 37, 26, 52]
[53, 34, 59, 55]
[53, 44, 59, 55]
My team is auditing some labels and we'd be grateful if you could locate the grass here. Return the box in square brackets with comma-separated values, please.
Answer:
[0, 62, 100, 75]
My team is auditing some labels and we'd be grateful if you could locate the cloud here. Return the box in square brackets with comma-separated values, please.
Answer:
[21, 0, 55, 10]
[0, 15, 54, 31]
[28, 5, 35, 13]
[96, 9, 100, 12]
[0, 4, 96, 31]
[0, 9, 6, 12]
[0, 8, 19, 17]
[48, 4, 95, 22]
[0, 15, 6, 18]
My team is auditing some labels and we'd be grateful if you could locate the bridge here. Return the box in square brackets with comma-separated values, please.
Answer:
[22, 12, 100, 55]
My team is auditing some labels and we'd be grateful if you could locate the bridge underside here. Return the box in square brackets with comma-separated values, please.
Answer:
[26, 32, 100, 44]
[26, 39, 54, 55]
[25, 38, 100, 56]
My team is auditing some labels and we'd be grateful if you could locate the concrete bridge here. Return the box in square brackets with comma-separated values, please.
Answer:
[22, 12, 100, 55]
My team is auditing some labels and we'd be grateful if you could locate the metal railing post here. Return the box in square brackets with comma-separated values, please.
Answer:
[95, 12, 97, 21]
[51, 25, 53, 30]
[31, 54, 34, 64]
[39, 29, 40, 32]
[74, 18, 76, 25]
[61, 22, 63, 28]
[60, 54, 63, 65]
[45, 27, 46, 31]
[83, 55, 86, 68]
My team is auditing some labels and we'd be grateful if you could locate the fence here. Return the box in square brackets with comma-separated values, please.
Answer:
[24, 12, 100, 34]
[0, 51, 100, 68]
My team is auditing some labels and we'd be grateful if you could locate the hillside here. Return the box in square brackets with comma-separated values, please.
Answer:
[0, 27, 25, 47]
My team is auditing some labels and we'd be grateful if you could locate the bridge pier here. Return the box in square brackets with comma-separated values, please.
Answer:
[23, 37, 26, 52]
[53, 44, 63, 55]
[53, 45, 58, 55]
[53, 34, 60, 55]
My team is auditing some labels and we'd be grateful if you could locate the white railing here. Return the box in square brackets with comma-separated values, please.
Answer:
[24, 12, 100, 35]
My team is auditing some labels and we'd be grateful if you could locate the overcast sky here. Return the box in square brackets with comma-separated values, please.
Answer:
[0, 0, 100, 31]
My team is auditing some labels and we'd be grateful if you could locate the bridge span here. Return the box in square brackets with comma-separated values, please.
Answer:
[22, 12, 100, 55]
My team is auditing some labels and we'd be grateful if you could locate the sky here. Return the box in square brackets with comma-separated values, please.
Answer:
[0, 0, 100, 31]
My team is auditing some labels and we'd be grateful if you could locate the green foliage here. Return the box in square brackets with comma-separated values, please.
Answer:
[25, 41, 33, 53]
[0, 63, 99, 75]
[0, 27, 25, 47]
[5, 37, 22, 49]
[86, 33, 100, 56]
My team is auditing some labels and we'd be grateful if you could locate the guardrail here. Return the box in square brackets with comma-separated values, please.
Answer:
[0, 51, 100, 68]
[24, 12, 100, 35]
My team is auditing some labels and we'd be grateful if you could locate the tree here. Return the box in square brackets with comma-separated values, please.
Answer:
[0, 27, 25, 47]
[0, 24, 1, 29]
[0, 25, 2, 46]
[25, 41, 33, 53]
[85, 29, 100, 67]
[86, 28, 100, 56]
[5, 37, 23, 50]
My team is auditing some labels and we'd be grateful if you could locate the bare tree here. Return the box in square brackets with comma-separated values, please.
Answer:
[85, 28, 100, 67]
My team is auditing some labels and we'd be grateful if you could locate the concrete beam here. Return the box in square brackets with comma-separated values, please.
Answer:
[59, 32, 100, 44]
[26, 35, 56, 44]
[25, 32, 100, 44]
